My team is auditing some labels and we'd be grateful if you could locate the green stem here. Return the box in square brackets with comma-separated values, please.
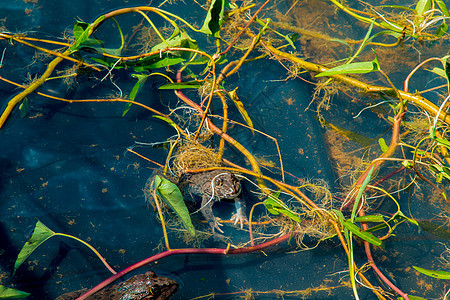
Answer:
[55, 233, 117, 275]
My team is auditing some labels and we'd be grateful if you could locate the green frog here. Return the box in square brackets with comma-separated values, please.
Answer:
[56, 271, 179, 300]
[178, 170, 246, 233]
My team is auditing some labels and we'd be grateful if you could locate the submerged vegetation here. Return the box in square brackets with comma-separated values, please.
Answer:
[2, 0, 450, 299]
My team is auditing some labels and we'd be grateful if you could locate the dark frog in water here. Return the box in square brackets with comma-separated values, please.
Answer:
[178, 169, 247, 233]
[56, 271, 179, 300]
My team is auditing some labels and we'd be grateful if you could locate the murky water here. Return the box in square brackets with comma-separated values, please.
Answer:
[1, 0, 449, 299]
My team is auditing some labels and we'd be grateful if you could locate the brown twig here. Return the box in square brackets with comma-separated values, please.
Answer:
[219, 0, 271, 56]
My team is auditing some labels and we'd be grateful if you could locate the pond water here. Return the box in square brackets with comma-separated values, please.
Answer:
[1, 0, 449, 299]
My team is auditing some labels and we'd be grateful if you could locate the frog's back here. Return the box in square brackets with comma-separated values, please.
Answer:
[177, 171, 214, 199]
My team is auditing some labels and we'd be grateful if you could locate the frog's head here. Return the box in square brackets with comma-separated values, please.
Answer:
[144, 271, 179, 300]
[213, 172, 241, 199]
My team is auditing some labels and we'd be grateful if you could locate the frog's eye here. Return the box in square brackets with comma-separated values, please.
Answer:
[215, 178, 223, 186]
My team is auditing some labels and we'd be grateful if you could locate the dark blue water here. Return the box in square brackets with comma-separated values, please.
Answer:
[0, 0, 448, 299]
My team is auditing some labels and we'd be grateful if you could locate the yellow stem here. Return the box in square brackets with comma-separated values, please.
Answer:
[263, 42, 450, 125]
[153, 187, 171, 250]
[55, 233, 116, 274]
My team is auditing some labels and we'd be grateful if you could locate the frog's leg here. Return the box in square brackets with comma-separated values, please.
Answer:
[231, 198, 248, 229]
[201, 195, 223, 234]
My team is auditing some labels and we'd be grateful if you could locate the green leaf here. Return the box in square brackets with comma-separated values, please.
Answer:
[354, 214, 385, 223]
[134, 57, 185, 72]
[436, 0, 450, 17]
[200, 0, 225, 37]
[284, 33, 298, 49]
[351, 166, 374, 222]
[428, 66, 446, 78]
[413, 266, 450, 279]
[18, 98, 29, 118]
[417, 220, 450, 240]
[347, 21, 374, 65]
[444, 59, 450, 94]
[263, 192, 301, 222]
[118, 30, 197, 72]
[129, 74, 149, 101]
[70, 17, 105, 53]
[378, 138, 388, 153]
[428, 164, 450, 184]
[0, 285, 30, 299]
[378, 5, 415, 12]
[154, 175, 195, 236]
[332, 209, 345, 222]
[72, 21, 89, 40]
[158, 81, 204, 90]
[342, 220, 382, 246]
[14, 220, 55, 275]
[228, 88, 254, 135]
[435, 22, 448, 37]
[152, 29, 198, 52]
[415, 0, 431, 16]
[123, 74, 150, 116]
[397, 295, 428, 300]
[152, 115, 178, 130]
[316, 117, 373, 147]
[316, 60, 379, 77]
[89, 57, 124, 69]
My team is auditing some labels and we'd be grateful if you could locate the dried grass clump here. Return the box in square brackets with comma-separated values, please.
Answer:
[171, 140, 221, 177]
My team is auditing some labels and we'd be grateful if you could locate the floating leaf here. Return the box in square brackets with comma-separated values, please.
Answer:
[228, 88, 254, 135]
[158, 81, 204, 90]
[397, 295, 428, 300]
[0, 285, 30, 299]
[435, 22, 448, 37]
[316, 60, 379, 77]
[428, 164, 450, 184]
[347, 21, 374, 65]
[444, 59, 450, 94]
[351, 166, 373, 222]
[378, 138, 388, 153]
[332, 209, 345, 222]
[415, 0, 431, 16]
[428, 66, 446, 78]
[200, 0, 225, 37]
[284, 33, 298, 50]
[316, 51, 380, 77]
[90, 56, 124, 69]
[263, 192, 301, 222]
[317, 117, 373, 147]
[413, 266, 450, 279]
[123, 73, 150, 116]
[18, 98, 29, 118]
[154, 175, 195, 236]
[342, 220, 382, 246]
[70, 17, 105, 53]
[436, 0, 450, 17]
[131, 56, 185, 72]
[417, 220, 450, 240]
[151, 29, 198, 53]
[14, 220, 55, 275]
[354, 214, 385, 223]
[378, 5, 415, 12]
[152, 115, 178, 132]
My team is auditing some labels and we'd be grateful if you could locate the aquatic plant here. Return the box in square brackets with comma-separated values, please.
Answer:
[2, 0, 450, 299]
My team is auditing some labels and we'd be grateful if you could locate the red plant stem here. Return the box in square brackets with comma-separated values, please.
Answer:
[341, 111, 405, 210]
[361, 219, 409, 300]
[371, 166, 405, 188]
[75, 233, 290, 300]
